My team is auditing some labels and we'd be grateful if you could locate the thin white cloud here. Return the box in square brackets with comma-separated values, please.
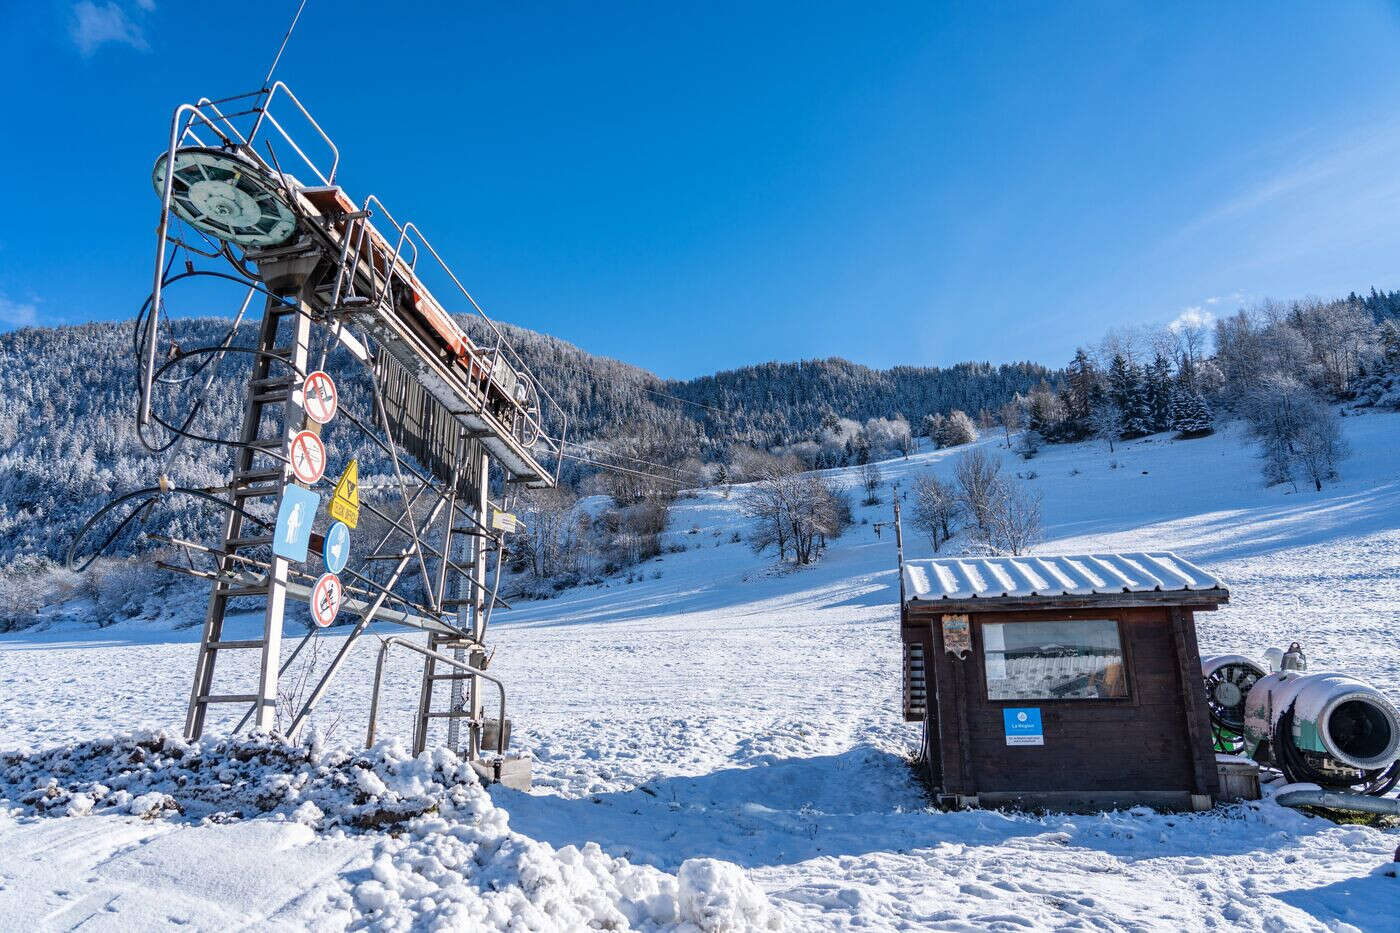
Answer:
[0, 296, 38, 328]
[70, 2, 150, 57]
[1169, 306, 1214, 333]
[1203, 290, 1245, 307]
[134, 0, 156, 9]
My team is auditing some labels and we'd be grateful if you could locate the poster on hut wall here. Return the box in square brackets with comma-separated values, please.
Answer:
[941, 614, 971, 659]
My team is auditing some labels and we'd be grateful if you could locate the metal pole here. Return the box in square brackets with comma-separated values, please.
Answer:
[143, 104, 203, 426]
[252, 295, 313, 731]
[893, 499, 907, 608]
[466, 445, 491, 757]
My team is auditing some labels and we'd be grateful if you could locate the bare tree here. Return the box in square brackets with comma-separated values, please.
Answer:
[911, 473, 960, 552]
[971, 481, 1043, 557]
[514, 486, 586, 581]
[997, 399, 1022, 448]
[1089, 399, 1123, 453]
[743, 459, 851, 565]
[954, 448, 1002, 535]
[860, 461, 883, 506]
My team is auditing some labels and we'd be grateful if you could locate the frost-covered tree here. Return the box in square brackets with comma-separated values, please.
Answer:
[1146, 354, 1174, 432]
[1089, 399, 1124, 453]
[1170, 384, 1214, 438]
[954, 448, 1002, 536]
[920, 413, 943, 443]
[936, 410, 978, 448]
[911, 473, 959, 552]
[1107, 354, 1151, 439]
[1296, 405, 1349, 492]
[1022, 382, 1066, 441]
[1241, 374, 1348, 490]
[1064, 348, 1098, 425]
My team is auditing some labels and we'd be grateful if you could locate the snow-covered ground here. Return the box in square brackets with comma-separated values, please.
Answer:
[1, 413, 1398, 930]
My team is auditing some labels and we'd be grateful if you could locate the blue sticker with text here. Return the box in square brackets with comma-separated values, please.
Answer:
[1003, 707, 1044, 746]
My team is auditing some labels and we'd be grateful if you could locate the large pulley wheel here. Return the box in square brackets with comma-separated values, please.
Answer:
[153, 147, 298, 248]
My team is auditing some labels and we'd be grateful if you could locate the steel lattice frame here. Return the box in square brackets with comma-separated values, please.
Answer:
[71, 84, 565, 768]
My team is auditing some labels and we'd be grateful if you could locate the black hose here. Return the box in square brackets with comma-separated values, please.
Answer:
[66, 486, 274, 574]
[1273, 707, 1400, 795]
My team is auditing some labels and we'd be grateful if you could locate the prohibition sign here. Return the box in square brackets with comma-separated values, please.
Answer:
[289, 430, 327, 484]
[310, 572, 343, 627]
[302, 371, 338, 424]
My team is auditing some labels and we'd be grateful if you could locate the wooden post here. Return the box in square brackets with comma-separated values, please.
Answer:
[1169, 607, 1219, 799]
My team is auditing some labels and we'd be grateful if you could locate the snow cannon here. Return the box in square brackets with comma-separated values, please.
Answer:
[1241, 659, 1400, 795]
[1201, 654, 1267, 753]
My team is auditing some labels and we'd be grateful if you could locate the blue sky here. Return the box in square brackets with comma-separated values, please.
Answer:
[4, 2, 1400, 378]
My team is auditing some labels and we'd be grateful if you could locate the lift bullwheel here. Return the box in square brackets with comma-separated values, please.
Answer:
[153, 147, 298, 248]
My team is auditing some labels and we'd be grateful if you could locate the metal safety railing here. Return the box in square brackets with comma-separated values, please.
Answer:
[142, 83, 567, 483]
[366, 636, 508, 759]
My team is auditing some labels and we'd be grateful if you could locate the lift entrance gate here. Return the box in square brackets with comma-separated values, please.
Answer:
[71, 84, 566, 786]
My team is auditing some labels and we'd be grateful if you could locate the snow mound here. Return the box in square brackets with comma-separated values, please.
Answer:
[0, 731, 786, 930]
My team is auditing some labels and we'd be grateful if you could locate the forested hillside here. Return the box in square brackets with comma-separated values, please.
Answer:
[0, 314, 1052, 570]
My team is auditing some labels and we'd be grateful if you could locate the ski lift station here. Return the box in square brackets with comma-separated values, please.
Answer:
[899, 552, 1230, 812]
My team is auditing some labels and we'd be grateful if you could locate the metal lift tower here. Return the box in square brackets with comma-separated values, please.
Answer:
[73, 82, 566, 788]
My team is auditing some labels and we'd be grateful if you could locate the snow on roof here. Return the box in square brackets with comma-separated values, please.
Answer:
[902, 552, 1224, 603]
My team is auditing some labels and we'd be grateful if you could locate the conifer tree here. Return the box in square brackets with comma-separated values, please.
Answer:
[1147, 354, 1174, 432]
[1171, 383, 1214, 438]
[1109, 355, 1151, 438]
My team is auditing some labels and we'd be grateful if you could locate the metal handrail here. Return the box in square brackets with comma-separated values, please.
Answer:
[366, 636, 507, 759]
[247, 81, 340, 184]
[346, 198, 566, 472]
[145, 83, 567, 482]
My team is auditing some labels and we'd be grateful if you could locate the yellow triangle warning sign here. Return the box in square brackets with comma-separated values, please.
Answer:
[328, 458, 359, 529]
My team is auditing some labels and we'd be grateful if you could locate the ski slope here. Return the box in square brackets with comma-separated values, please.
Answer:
[0, 413, 1397, 930]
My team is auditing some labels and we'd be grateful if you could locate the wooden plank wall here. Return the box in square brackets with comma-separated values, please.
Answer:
[909, 605, 1217, 797]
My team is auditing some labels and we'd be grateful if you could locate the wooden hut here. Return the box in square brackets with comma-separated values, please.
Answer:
[899, 552, 1228, 812]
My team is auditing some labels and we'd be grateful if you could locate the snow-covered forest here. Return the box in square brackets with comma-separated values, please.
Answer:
[2, 288, 1398, 628]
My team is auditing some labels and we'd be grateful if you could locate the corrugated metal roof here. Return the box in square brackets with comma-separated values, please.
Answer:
[902, 552, 1224, 603]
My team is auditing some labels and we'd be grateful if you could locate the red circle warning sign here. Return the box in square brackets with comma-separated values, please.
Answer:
[302, 371, 338, 425]
[290, 430, 327, 484]
[311, 572, 343, 627]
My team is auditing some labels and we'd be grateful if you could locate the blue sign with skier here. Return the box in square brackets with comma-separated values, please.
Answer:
[273, 485, 320, 563]
[1003, 707, 1044, 746]
[322, 520, 351, 574]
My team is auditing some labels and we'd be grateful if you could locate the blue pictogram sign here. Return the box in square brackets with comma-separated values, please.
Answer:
[273, 485, 320, 563]
[322, 520, 351, 575]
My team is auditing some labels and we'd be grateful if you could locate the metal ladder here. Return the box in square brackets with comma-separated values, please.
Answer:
[411, 440, 492, 758]
[412, 631, 489, 756]
[185, 295, 312, 740]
